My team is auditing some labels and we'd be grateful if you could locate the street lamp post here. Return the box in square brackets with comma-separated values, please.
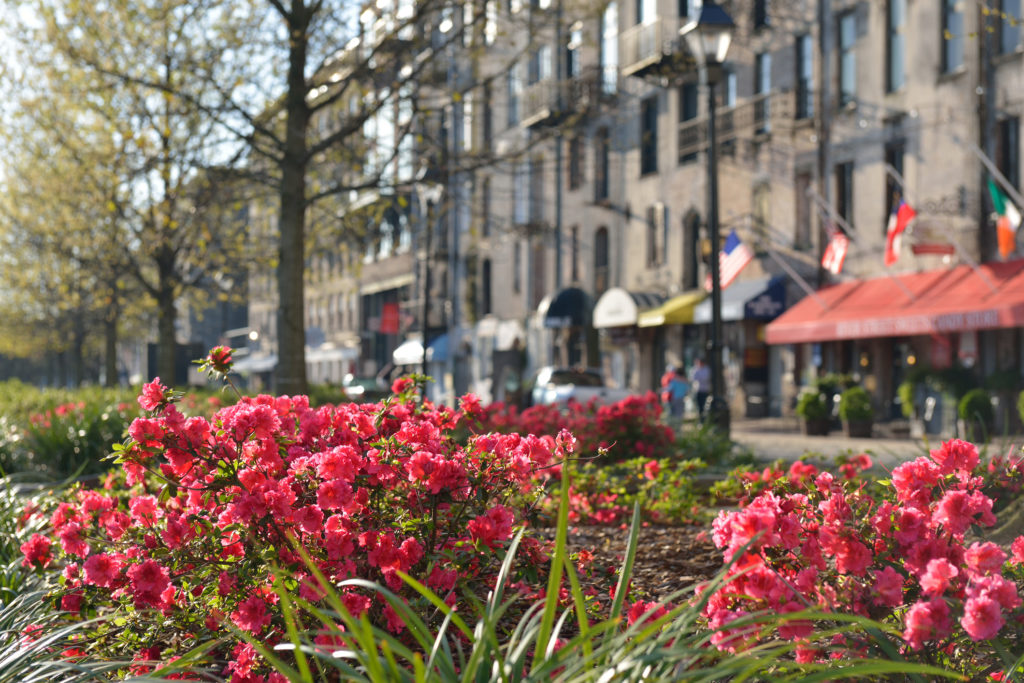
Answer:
[681, 2, 735, 437]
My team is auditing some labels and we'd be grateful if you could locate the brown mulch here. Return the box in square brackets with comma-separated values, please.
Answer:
[538, 523, 723, 603]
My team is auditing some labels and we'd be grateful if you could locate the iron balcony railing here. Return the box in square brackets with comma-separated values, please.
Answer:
[677, 90, 795, 161]
[520, 67, 602, 128]
[619, 18, 683, 77]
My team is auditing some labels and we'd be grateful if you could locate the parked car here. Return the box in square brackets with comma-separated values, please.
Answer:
[529, 367, 633, 407]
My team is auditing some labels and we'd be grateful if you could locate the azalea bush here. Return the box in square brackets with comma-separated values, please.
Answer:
[19, 349, 573, 680]
[703, 438, 1024, 678]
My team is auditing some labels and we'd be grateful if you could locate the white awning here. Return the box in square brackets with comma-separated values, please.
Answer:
[392, 338, 424, 366]
[593, 288, 666, 328]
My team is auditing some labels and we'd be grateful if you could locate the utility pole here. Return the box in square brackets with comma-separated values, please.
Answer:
[554, 0, 564, 292]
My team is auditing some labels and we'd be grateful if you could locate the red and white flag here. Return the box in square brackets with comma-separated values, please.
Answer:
[884, 199, 916, 266]
[821, 229, 850, 275]
[704, 229, 753, 291]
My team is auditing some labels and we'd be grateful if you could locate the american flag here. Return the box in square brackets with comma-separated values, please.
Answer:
[704, 230, 754, 291]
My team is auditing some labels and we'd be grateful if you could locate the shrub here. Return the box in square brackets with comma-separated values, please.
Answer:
[19, 370, 570, 679]
[897, 380, 916, 418]
[702, 438, 1024, 678]
[959, 388, 993, 425]
[837, 386, 873, 422]
[795, 391, 828, 421]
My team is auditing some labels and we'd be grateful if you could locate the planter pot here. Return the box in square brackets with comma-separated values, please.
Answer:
[842, 419, 873, 438]
[800, 417, 831, 436]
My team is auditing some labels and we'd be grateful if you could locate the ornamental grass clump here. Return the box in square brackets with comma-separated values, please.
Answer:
[18, 349, 573, 679]
[703, 438, 1024, 679]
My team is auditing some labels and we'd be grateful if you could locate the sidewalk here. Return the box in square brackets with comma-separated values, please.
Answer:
[727, 416, 1012, 467]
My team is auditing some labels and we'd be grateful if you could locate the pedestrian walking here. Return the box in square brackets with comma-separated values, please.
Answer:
[667, 367, 690, 420]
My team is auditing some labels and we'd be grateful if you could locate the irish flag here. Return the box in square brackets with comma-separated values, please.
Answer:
[988, 178, 1020, 259]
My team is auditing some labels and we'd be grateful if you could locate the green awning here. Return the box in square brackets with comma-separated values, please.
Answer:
[636, 290, 707, 327]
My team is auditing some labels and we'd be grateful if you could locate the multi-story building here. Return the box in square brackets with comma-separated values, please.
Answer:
[245, 0, 1024, 421]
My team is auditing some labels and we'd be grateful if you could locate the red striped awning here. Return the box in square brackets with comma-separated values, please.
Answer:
[765, 259, 1024, 344]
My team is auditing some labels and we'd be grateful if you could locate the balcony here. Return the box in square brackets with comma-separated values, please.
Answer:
[520, 68, 601, 128]
[619, 18, 695, 79]
[677, 90, 795, 161]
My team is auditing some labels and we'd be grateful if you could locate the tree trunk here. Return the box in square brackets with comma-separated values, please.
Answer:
[275, 7, 311, 396]
[156, 287, 177, 385]
[104, 307, 118, 387]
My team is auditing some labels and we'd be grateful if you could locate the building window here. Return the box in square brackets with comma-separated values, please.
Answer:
[795, 171, 812, 248]
[601, 1, 618, 94]
[835, 161, 854, 228]
[566, 25, 582, 78]
[513, 240, 522, 293]
[637, 0, 654, 24]
[724, 68, 737, 107]
[481, 176, 491, 237]
[753, 0, 769, 28]
[838, 12, 856, 106]
[885, 141, 904, 228]
[678, 0, 693, 18]
[683, 211, 700, 289]
[796, 34, 813, 119]
[568, 136, 583, 189]
[755, 51, 771, 134]
[646, 205, 659, 266]
[640, 95, 658, 175]
[942, 0, 964, 73]
[886, 0, 906, 92]
[679, 83, 698, 164]
[514, 160, 529, 224]
[997, 117, 1020, 189]
[481, 258, 492, 315]
[594, 227, 609, 294]
[570, 225, 579, 282]
[507, 62, 522, 127]
[529, 155, 545, 224]
[483, 84, 493, 148]
[594, 127, 610, 201]
[1000, 0, 1022, 55]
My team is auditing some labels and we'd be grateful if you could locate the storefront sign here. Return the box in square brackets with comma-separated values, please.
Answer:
[834, 309, 1000, 339]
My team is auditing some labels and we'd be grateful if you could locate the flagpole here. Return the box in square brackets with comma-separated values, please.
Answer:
[806, 187, 919, 302]
[889, 142, 1001, 293]
[967, 142, 1024, 210]
[765, 249, 830, 311]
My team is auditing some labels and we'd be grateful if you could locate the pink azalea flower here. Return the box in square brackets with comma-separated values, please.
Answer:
[961, 596, 1004, 641]
[231, 595, 271, 634]
[930, 438, 980, 475]
[1012, 535, 1024, 564]
[126, 559, 171, 608]
[965, 541, 1007, 579]
[919, 558, 958, 596]
[19, 534, 52, 569]
[872, 566, 905, 607]
[903, 598, 951, 650]
[137, 378, 168, 412]
[83, 553, 122, 588]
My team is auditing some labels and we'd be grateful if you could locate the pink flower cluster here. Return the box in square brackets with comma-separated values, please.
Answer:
[24, 378, 565, 681]
[704, 440, 1024, 664]
[475, 393, 676, 462]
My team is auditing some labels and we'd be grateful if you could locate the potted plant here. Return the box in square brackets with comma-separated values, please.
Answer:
[838, 386, 874, 438]
[796, 390, 830, 436]
[958, 388, 994, 442]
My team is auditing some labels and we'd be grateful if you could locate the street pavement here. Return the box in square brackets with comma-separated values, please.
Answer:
[728, 417, 1022, 468]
